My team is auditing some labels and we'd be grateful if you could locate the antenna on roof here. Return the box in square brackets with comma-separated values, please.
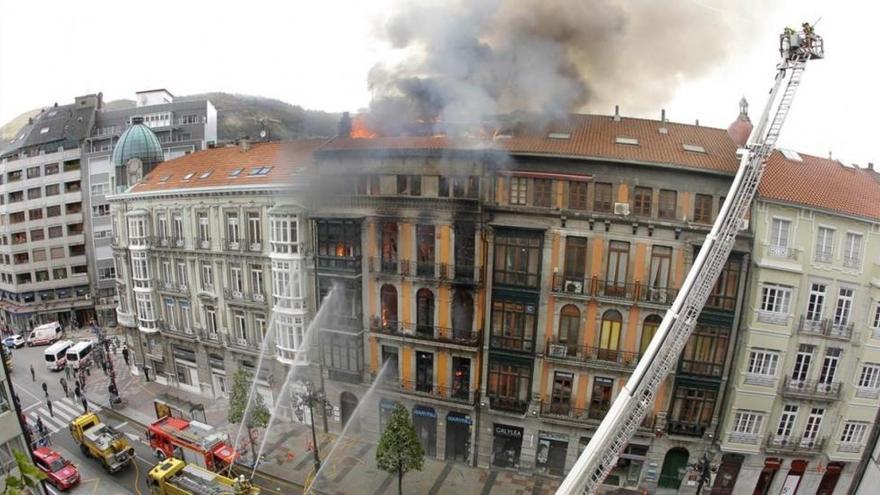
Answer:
[613, 105, 621, 122]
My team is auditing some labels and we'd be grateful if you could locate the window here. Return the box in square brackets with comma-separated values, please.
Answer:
[818, 348, 841, 385]
[230, 265, 243, 293]
[639, 315, 661, 354]
[658, 189, 677, 220]
[569, 181, 588, 210]
[27, 187, 41, 200]
[316, 219, 361, 264]
[747, 350, 779, 377]
[776, 405, 798, 438]
[732, 411, 764, 437]
[92, 204, 110, 216]
[791, 344, 814, 382]
[201, 263, 214, 290]
[250, 266, 263, 296]
[272, 261, 301, 308]
[26, 166, 40, 179]
[172, 213, 183, 240]
[858, 364, 880, 390]
[416, 225, 435, 276]
[632, 186, 652, 216]
[205, 307, 217, 336]
[590, 377, 614, 418]
[90, 182, 108, 196]
[247, 212, 261, 246]
[48, 226, 63, 239]
[843, 232, 863, 269]
[44, 163, 58, 175]
[270, 216, 298, 254]
[594, 182, 613, 212]
[873, 304, 880, 330]
[802, 408, 825, 446]
[52, 267, 67, 279]
[415, 351, 433, 392]
[558, 305, 580, 354]
[226, 212, 240, 244]
[604, 241, 629, 295]
[598, 310, 622, 361]
[487, 359, 531, 411]
[815, 227, 834, 262]
[410, 175, 421, 196]
[98, 266, 116, 281]
[490, 299, 537, 352]
[563, 237, 587, 280]
[806, 283, 826, 322]
[840, 422, 868, 445]
[833, 287, 854, 329]
[45, 184, 59, 196]
[29, 228, 44, 242]
[380, 222, 398, 272]
[689, 194, 712, 224]
[680, 323, 729, 377]
[234, 313, 247, 341]
[47, 205, 60, 217]
[493, 230, 542, 288]
[28, 208, 42, 221]
[648, 245, 672, 294]
[533, 178, 552, 207]
[229, 168, 244, 177]
[760, 284, 792, 316]
[549, 371, 573, 414]
[176, 262, 187, 287]
[669, 386, 716, 435]
[197, 212, 210, 242]
[509, 177, 527, 205]
[769, 218, 791, 255]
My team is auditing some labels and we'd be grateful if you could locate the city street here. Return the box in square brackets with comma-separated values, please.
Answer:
[7, 336, 299, 494]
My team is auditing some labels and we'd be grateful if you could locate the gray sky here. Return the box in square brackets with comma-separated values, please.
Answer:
[0, 0, 875, 165]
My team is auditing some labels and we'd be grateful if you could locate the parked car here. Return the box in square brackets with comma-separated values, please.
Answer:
[32, 447, 80, 490]
[3, 334, 24, 349]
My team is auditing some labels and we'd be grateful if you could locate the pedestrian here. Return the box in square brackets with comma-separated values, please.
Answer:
[60, 377, 68, 398]
[46, 399, 53, 418]
[101, 360, 108, 376]
[41, 382, 48, 398]
[64, 364, 71, 381]
[122, 346, 130, 366]
[74, 383, 81, 401]
[36, 417, 45, 438]
[81, 396, 88, 413]
[29, 364, 35, 382]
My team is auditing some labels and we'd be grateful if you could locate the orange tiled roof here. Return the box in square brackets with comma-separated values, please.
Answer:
[319, 113, 742, 174]
[129, 140, 326, 193]
[760, 151, 880, 221]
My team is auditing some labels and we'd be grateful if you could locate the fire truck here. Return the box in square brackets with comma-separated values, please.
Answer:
[147, 458, 259, 495]
[147, 416, 237, 473]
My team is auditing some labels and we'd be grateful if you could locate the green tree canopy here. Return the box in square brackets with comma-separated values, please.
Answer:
[3, 449, 46, 495]
[228, 369, 270, 428]
[376, 404, 424, 495]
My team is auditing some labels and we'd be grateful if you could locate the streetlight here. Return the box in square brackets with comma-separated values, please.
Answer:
[299, 383, 327, 474]
[689, 453, 716, 495]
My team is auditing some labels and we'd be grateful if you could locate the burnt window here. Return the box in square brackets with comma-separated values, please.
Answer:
[693, 194, 713, 224]
[589, 377, 614, 418]
[569, 181, 588, 210]
[490, 299, 536, 352]
[549, 371, 573, 414]
[316, 219, 361, 269]
[487, 359, 531, 412]
[658, 189, 677, 220]
[355, 176, 368, 194]
[380, 284, 398, 330]
[454, 223, 475, 278]
[369, 175, 380, 195]
[680, 323, 729, 377]
[410, 176, 421, 196]
[564, 237, 587, 280]
[706, 257, 740, 311]
[397, 175, 409, 195]
[533, 179, 552, 207]
[452, 177, 467, 198]
[452, 289, 474, 339]
[417, 225, 435, 276]
[466, 176, 479, 198]
[633, 186, 652, 216]
[416, 288, 434, 336]
[493, 230, 542, 288]
[594, 182, 613, 212]
[380, 222, 398, 273]
[415, 351, 434, 392]
[438, 176, 450, 197]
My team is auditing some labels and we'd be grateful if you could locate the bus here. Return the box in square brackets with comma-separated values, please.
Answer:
[66, 341, 94, 370]
[44, 340, 73, 371]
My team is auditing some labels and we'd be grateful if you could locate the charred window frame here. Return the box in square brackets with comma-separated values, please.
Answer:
[410, 176, 421, 196]
[493, 230, 542, 288]
[439, 176, 450, 197]
[679, 323, 730, 377]
[417, 225, 435, 275]
[569, 181, 588, 210]
[397, 176, 409, 195]
[633, 186, 652, 216]
[321, 333, 363, 375]
[533, 179, 552, 207]
[380, 222, 399, 273]
[454, 223, 476, 279]
[594, 182, 613, 212]
[316, 219, 362, 269]
[369, 175, 380, 195]
[452, 177, 467, 198]
[658, 189, 677, 220]
[693, 193, 713, 224]
[490, 299, 537, 352]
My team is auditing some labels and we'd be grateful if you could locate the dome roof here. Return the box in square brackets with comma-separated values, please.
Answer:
[727, 97, 753, 147]
[112, 117, 164, 167]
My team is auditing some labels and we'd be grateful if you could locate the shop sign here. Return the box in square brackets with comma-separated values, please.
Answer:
[494, 424, 523, 439]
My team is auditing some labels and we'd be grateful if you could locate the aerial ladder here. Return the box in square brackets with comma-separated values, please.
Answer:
[557, 25, 824, 495]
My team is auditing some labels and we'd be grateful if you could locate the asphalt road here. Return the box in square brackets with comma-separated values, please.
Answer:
[7, 338, 302, 495]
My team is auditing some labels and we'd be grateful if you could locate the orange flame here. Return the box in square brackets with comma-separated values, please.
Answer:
[350, 115, 376, 139]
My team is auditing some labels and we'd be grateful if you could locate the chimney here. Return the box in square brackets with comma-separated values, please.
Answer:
[613, 105, 621, 122]
[870, 162, 879, 174]
[661, 109, 666, 122]
[53, 102, 58, 108]
[239, 138, 251, 152]
[338, 111, 353, 137]
[659, 109, 668, 134]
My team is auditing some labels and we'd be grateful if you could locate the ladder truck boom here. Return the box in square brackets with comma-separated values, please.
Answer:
[557, 26, 824, 495]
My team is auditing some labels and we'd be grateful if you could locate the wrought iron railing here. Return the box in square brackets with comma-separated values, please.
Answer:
[369, 317, 480, 347]
[551, 274, 678, 306]
[781, 377, 841, 400]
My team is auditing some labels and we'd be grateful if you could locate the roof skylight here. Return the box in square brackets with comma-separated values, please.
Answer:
[682, 144, 707, 154]
[40, 127, 49, 134]
[780, 149, 803, 162]
[199, 170, 213, 179]
[229, 168, 243, 177]
[249, 166, 273, 176]
[159, 175, 172, 183]
[615, 137, 639, 146]
[182, 172, 194, 180]
[547, 132, 571, 140]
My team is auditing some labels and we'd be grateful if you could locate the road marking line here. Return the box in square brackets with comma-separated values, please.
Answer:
[35, 409, 68, 430]
[21, 402, 41, 413]
[53, 399, 81, 418]
[11, 379, 42, 401]
[116, 421, 128, 429]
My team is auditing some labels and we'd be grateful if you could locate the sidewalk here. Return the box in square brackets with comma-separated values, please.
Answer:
[83, 344, 560, 494]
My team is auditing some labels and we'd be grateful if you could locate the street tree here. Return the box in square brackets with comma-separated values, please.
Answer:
[228, 369, 270, 464]
[376, 404, 424, 495]
[2, 449, 46, 495]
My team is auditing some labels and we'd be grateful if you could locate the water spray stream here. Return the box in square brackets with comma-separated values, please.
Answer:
[231, 308, 278, 459]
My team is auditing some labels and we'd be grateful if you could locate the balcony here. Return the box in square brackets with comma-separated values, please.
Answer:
[369, 317, 480, 347]
[488, 395, 529, 414]
[538, 401, 656, 429]
[727, 432, 760, 445]
[382, 378, 479, 406]
[316, 255, 361, 272]
[843, 256, 862, 270]
[781, 378, 841, 401]
[551, 274, 677, 306]
[764, 243, 801, 261]
[226, 334, 261, 355]
[667, 420, 707, 437]
[157, 320, 197, 342]
[158, 282, 187, 295]
[765, 434, 826, 455]
[796, 316, 856, 341]
[838, 442, 863, 454]
[855, 387, 880, 399]
[129, 236, 151, 248]
[196, 239, 211, 250]
[223, 288, 269, 307]
[545, 337, 641, 370]
[225, 239, 242, 252]
[757, 310, 788, 325]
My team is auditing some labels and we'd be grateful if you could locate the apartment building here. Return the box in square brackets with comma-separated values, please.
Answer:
[83, 89, 217, 327]
[108, 140, 318, 404]
[308, 109, 753, 493]
[718, 151, 880, 494]
[0, 95, 100, 331]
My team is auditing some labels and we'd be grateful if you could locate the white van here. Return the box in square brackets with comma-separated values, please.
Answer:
[66, 341, 94, 370]
[27, 322, 63, 347]
[44, 340, 73, 371]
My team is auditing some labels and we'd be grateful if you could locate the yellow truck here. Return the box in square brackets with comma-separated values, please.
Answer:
[68, 412, 135, 473]
[147, 458, 260, 495]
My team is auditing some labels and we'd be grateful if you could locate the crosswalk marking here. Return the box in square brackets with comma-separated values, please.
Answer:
[27, 397, 102, 434]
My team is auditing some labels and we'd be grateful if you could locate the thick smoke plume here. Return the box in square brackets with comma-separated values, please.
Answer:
[367, 0, 749, 135]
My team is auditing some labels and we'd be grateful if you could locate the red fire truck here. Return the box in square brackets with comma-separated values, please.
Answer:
[146, 416, 237, 473]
